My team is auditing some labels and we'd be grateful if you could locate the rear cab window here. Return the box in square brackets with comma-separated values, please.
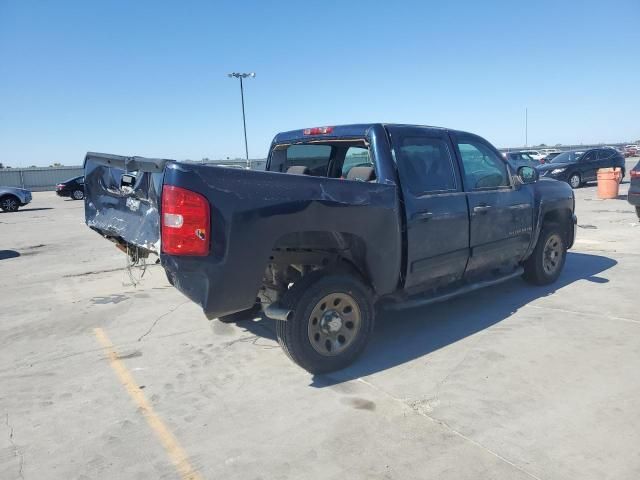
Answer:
[282, 144, 333, 176]
[268, 139, 375, 182]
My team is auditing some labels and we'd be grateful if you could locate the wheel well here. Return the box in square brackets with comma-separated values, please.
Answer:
[262, 232, 372, 303]
[542, 208, 573, 245]
[271, 231, 369, 276]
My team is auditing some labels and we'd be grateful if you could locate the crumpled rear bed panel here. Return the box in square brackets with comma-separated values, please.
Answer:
[84, 156, 163, 253]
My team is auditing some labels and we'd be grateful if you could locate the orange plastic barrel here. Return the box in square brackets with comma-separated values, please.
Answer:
[597, 168, 620, 199]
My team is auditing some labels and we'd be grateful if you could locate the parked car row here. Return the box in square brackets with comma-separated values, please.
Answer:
[0, 175, 84, 212]
[624, 145, 640, 157]
[536, 147, 626, 189]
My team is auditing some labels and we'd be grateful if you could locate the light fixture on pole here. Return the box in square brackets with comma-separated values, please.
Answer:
[227, 72, 256, 169]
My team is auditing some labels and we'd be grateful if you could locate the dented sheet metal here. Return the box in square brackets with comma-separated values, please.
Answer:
[84, 152, 167, 253]
[83, 137, 403, 319]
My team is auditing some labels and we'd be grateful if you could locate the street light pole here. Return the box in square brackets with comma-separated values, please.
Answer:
[227, 72, 255, 169]
[525, 107, 528, 147]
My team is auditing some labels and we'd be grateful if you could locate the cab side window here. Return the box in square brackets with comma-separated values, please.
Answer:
[456, 138, 510, 190]
[396, 136, 457, 195]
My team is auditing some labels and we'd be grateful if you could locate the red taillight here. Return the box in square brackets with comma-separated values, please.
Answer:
[161, 185, 210, 256]
[303, 126, 334, 135]
[630, 170, 640, 179]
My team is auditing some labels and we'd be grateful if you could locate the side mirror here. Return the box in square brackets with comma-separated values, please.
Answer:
[517, 166, 538, 184]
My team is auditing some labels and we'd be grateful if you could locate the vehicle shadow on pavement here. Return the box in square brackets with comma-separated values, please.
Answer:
[307, 251, 617, 387]
[3, 207, 54, 213]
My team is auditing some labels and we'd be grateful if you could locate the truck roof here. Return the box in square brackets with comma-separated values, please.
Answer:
[272, 123, 452, 143]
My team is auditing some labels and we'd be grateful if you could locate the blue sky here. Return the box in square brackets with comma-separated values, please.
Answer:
[1, 0, 639, 166]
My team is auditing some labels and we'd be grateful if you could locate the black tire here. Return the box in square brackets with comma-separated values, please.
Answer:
[636, 206, 640, 221]
[217, 303, 262, 323]
[523, 223, 567, 286]
[72, 189, 84, 200]
[0, 195, 20, 212]
[276, 271, 374, 374]
[568, 172, 581, 189]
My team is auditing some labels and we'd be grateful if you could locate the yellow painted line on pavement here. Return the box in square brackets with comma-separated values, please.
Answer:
[94, 327, 204, 480]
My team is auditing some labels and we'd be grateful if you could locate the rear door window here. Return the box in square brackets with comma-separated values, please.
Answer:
[396, 136, 457, 194]
[597, 149, 614, 161]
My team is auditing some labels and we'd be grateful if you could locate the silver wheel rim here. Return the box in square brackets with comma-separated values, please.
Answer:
[307, 292, 361, 356]
[2, 198, 17, 210]
[570, 175, 580, 188]
[73, 190, 84, 200]
[543, 234, 563, 276]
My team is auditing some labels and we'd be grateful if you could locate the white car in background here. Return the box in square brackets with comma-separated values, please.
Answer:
[540, 148, 561, 155]
[519, 150, 546, 162]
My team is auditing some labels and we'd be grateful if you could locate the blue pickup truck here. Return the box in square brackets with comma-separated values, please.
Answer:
[84, 124, 576, 373]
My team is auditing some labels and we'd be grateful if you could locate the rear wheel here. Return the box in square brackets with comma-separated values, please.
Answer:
[636, 206, 640, 221]
[568, 173, 581, 189]
[276, 271, 374, 374]
[72, 189, 84, 200]
[523, 223, 567, 285]
[0, 195, 20, 212]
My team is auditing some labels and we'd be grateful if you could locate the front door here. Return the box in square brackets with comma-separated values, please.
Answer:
[451, 133, 534, 278]
[387, 126, 469, 293]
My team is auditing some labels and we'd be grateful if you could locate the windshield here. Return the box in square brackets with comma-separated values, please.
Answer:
[63, 176, 83, 183]
[550, 151, 580, 164]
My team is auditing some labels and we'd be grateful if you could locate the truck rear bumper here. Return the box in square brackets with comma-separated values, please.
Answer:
[162, 254, 257, 320]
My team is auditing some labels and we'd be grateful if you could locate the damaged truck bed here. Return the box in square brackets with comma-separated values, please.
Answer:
[84, 123, 576, 373]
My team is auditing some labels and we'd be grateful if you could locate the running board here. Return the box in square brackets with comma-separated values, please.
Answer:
[385, 267, 524, 311]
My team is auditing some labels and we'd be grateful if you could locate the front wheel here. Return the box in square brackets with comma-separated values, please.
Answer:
[276, 271, 374, 374]
[523, 223, 567, 285]
[0, 195, 20, 212]
[72, 189, 84, 200]
[636, 206, 640, 221]
[568, 173, 581, 189]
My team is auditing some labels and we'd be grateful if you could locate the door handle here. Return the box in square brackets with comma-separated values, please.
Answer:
[473, 205, 492, 214]
[412, 211, 434, 222]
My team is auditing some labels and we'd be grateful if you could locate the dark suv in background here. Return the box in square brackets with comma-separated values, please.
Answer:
[56, 176, 85, 200]
[536, 148, 625, 188]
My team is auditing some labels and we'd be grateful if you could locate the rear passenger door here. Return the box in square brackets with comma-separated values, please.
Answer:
[451, 133, 534, 278]
[580, 151, 598, 181]
[387, 126, 469, 292]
